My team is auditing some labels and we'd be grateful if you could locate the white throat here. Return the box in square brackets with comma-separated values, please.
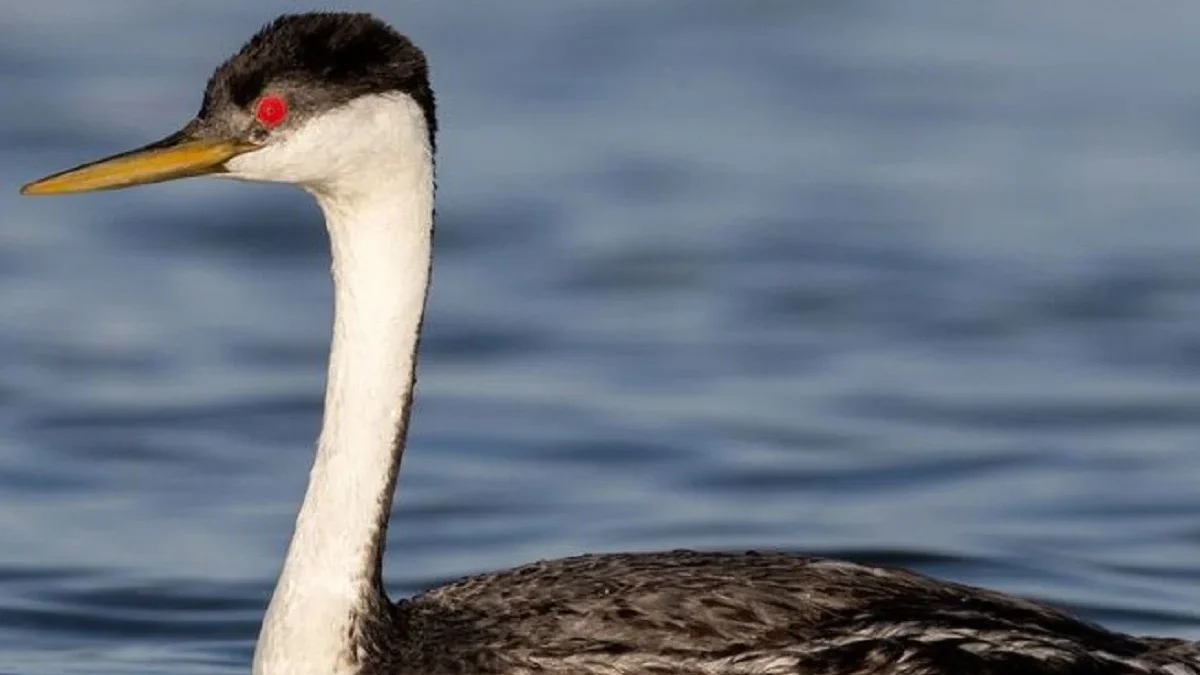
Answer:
[249, 93, 435, 675]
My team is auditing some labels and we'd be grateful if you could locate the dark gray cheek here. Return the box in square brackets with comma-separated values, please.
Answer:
[196, 107, 257, 140]
[248, 127, 271, 144]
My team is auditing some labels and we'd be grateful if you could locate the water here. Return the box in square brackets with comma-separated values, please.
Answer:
[2, 1, 1200, 672]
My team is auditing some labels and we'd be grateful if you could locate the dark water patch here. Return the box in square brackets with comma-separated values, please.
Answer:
[844, 392, 1200, 432]
[563, 245, 706, 294]
[106, 196, 327, 261]
[0, 465, 93, 494]
[432, 196, 564, 256]
[0, 603, 258, 642]
[715, 421, 866, 454]
[421, 319, 549, 362]
[0, 565, 94, 585]
[1011, 500, 1198, 525]
[396, 496, 544, 522]
[1022, 257, 1200, 328]
[520, 434, 687, 467]
[32, 431, 226, 470]
[27, 394, 320, 433]
[813, 547, 1000, 571]
[40, 580, 263, 615]
[2, 128, 115, 158]
[22, 343, 171, 377]
[1054, 602, 1200, 633]
[223, 339, 327, 369]
[589, 154, 696, 205]
[1091, 560, 1200, 584]
[689, 449, 1036, 495]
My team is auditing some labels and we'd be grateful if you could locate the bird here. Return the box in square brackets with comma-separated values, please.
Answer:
[19, 11, 1200, 675]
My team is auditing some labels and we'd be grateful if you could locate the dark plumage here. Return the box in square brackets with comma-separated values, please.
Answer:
[351, 551, 1198, 675]
[197, 13, 435, 150]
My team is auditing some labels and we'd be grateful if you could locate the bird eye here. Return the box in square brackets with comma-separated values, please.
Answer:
[255, 95, 288, 128]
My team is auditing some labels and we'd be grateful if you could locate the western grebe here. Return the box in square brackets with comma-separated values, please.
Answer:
[20, 12, 1200, 675]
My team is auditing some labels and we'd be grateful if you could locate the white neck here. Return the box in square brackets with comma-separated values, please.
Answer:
[250, 94, 435, 675]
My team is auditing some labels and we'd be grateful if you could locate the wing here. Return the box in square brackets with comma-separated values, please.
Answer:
[369, 551, 1197, 675]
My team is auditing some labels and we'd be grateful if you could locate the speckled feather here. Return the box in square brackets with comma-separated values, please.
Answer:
[198, 13, 435, 151]
[342, 551, 1199, 675]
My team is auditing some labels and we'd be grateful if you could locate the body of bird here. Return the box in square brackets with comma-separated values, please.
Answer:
[381, 551, 1196, 675]
[19, 12, 1200, 675]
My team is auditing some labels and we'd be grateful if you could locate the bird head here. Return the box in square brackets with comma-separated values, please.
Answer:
[21, 12, 435, 196]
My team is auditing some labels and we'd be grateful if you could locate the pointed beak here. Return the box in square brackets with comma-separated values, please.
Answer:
[20, 128, 258, 196]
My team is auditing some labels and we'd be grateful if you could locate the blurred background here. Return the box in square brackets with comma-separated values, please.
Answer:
[3, 1, 1200, 673]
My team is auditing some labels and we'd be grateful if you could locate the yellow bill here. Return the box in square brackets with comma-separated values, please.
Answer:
[21, 135, 257, 196]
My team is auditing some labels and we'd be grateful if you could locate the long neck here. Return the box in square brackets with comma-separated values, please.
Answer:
[303, 188, 431, 592]
[254, 121, 434, 675]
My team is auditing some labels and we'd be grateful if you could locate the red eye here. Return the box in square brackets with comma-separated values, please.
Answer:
[255, 95, 288, 128]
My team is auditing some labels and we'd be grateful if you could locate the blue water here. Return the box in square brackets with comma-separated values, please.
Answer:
[3, 2, 1200, 673]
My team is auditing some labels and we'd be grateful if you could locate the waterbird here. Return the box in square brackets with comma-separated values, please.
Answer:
[20, 11, 1200, 675]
